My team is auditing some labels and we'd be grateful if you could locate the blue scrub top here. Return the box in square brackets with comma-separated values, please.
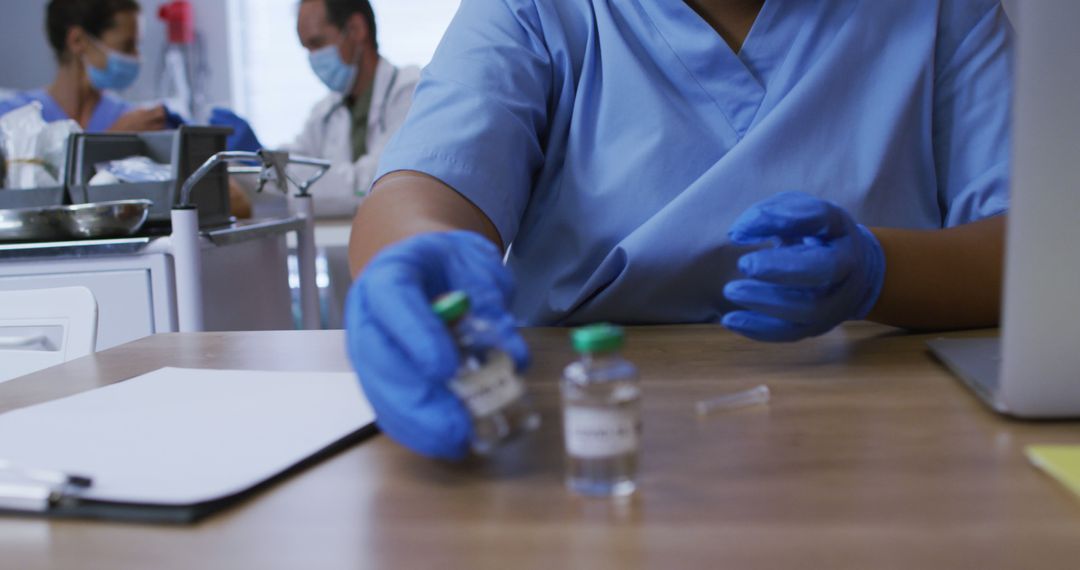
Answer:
[0, 89, 133, 132]
[375, 0, 1013, 326]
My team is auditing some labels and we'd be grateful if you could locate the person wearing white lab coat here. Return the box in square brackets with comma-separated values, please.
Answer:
[212, 0, 419, 219]
[211, 0, 418, 328]
[284, 56, 419, 217]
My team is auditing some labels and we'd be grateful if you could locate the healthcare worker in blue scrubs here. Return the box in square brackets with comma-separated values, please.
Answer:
[346, 0, 1012, 459]
[0, 0, 171, 133]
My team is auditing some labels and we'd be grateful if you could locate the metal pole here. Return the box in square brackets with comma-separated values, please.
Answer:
[175, 149, 331, 332]
[178, 150, 259, 206]
[170, 207, 205, 332]
[293, 195, 320, 330]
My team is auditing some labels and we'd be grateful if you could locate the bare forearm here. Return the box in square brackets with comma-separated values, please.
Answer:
[867, 215, 1005, 330]
[348, 171, 503, 278]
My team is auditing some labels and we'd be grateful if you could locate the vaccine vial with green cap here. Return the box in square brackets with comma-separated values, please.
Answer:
[561, 324, 641, 497]
[433, 291, 540, 454]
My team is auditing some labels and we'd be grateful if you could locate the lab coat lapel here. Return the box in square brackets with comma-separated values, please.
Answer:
[634, 0, 778, 138]
[319, 93, 354, 165]
[367, 58, 394, 133]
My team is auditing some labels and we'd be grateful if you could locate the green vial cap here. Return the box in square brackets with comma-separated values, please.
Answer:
[432, 291, 470, 323]
[571, 323, 625, 354]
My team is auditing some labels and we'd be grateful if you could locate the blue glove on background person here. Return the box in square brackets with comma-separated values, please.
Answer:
[209, 107, 262, 152]
[722, 191, 886, 343]
[345, 231, 529, 460]
[163, 106, 186, 129]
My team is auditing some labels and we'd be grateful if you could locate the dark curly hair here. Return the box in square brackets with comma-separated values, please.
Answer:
[46, 0, 141, 61]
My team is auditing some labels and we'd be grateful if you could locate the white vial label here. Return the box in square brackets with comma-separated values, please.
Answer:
[564, 407, 638, 458]
[450, 352, 525, 418]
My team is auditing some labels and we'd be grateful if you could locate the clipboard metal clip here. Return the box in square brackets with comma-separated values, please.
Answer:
[0, 461, 93, 512]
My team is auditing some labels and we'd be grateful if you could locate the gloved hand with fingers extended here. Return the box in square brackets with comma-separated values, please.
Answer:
[345, 230, 528, 460]
[209, 107, 262, 152]
[722, 191, 886, 342]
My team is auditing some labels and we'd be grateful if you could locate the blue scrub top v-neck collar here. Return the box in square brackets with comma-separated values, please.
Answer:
[30, 88, 129, 132]
[634, 0, 812, 138]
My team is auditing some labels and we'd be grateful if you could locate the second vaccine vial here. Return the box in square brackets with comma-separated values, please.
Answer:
[561, 324, 642, 497]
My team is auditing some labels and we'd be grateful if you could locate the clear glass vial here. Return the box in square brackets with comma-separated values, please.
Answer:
[561, 324, 641, 497]
[433, 291, 540, 454]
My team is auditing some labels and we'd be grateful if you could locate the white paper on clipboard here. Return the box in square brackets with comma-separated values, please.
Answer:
[0, 367, 374, 506]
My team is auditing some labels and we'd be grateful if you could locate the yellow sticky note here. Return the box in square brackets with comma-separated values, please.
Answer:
[1026, 445, 1080, 499]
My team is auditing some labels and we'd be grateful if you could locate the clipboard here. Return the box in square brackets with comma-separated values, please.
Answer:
[0, 367, 378, 524]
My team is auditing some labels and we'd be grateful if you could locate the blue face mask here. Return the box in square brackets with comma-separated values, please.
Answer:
[309, 43, 360, 94]
[86, 42, 140, 91]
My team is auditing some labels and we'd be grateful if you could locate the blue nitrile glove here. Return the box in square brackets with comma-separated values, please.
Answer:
[722, 191, 886, 342]
[209, 107, 262, 152]
[163, 106, 187, 129]
[344, 230, 529, 460]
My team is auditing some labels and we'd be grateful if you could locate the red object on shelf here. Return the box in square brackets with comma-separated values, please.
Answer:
[158, 0, 194, 45]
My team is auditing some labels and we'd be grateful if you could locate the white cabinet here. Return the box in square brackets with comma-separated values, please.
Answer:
[0, 224, 296, 351]
[0, 254, 173, 351]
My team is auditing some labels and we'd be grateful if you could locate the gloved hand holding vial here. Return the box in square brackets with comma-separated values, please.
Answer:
[432, 291, 540, 454]
[344, 231, 533, 460]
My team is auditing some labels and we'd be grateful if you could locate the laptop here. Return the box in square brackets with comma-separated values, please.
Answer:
[927, 0, 1080, 418]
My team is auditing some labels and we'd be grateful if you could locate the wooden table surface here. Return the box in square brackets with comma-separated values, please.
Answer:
[2, 324, 1080, 570]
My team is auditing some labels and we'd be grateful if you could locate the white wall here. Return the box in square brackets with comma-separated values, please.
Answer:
[370, 0, 461, 68]
[129, 0, 234, 110]
[0, 0, 233, 108]
[0, 0, 56, 90]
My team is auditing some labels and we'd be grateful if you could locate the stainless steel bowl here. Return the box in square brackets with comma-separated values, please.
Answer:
[0, 204, 68, 241]
[57, 199, 152, 239]
[0, 199, 152, 242]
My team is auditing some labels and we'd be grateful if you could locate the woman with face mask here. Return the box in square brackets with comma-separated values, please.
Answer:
[0, 0, 167, 132]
